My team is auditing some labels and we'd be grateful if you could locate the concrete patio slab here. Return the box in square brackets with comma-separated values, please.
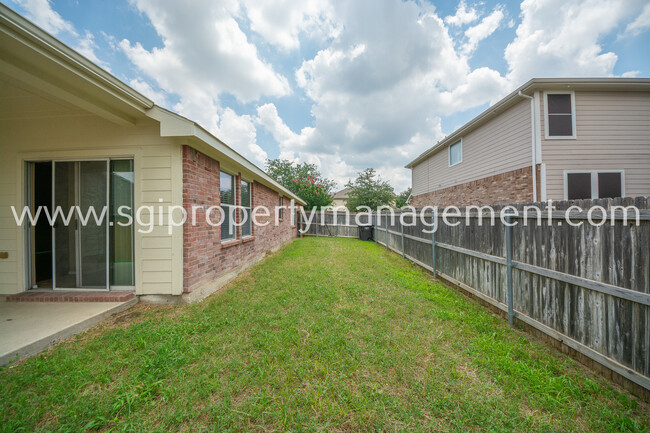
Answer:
[0, 298, 137, 366]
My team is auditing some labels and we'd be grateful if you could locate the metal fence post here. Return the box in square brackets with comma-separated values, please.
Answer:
[431, 213, 437, 279]
[400, 212, 405, 258]
[506, 214, 514, 327]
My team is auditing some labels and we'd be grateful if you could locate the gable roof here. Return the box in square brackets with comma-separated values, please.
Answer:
[0, 3, 305, 205]
[405, 77, 650, 169]
[0, 3, 153, 125]
[148, 107, 307, 205]
[332, 188, 351, 199]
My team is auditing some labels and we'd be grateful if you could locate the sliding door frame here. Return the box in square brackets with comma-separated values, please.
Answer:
[52, 159, 110, 291]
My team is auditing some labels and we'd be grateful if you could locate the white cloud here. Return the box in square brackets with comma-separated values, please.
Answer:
[462, 7, 505, 54]
[76, 31, 110, 70]
[264, 0, 506, 190]
[128, 78, 168, 105]
[621, 70, 640, 77]
[45, 0, 639, 193]
[445, 1, 479, 26]
[256, 103, 315, 158]
[624, 2, 650, 36]
[215, 109, 268, 167]
[242, 0, 339, 50]
[13, 0, 76, 35]
[118, 0, 292, 168]
[505, 0, 644, 85]
[11, 0, 110, 71]
[121, 0, 290, 106]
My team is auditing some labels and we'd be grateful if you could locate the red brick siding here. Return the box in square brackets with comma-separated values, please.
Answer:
[410, 166, 535, 208]
[182, 146, 298, 293]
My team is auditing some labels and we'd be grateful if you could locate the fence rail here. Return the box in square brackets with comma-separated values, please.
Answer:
[301, 197, 650, 392]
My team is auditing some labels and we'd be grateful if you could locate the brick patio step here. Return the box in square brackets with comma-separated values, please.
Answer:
[5, 291, 136, 302]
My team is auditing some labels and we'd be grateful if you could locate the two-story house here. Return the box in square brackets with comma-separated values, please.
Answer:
[406, 78, 650, 207]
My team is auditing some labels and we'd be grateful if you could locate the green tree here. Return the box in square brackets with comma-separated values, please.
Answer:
[265, 159, 335, 210]
[394, 187, 412, 208]
[345, 168, 395, 211]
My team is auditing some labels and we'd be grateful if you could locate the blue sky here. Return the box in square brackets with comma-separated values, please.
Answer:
[5, 0, 650, 191]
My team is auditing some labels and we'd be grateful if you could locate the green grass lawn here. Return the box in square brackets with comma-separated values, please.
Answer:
[1, 237, 648, 432]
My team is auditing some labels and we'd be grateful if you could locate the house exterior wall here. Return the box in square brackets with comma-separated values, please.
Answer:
[0, 112, 184, 296]
[411, 99, 533, 200]
[182, 146, 297, 295]
[332, 198, 347, 208]
[409, 166, 535, 208]
[540, 91, 650, 200]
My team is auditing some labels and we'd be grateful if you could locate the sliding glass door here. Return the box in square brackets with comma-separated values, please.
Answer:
[109, 160, 135, 287]
[53, 161, 108, 289]
[27, 158, 135, 291]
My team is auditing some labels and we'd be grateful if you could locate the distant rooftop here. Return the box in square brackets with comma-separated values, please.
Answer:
[333, 188, 351, 199]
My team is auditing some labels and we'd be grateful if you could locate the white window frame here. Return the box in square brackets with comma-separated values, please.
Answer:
[220, 170, 236, 241]
[448, 139, 462, 167]
[544, 91, 576, 140]
[278, 195, 284, 220]
[563, 169, 625, 200]
[241, 178, 252, 238]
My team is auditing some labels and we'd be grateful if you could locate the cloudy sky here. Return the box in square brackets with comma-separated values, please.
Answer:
[6, 0, 650, 191]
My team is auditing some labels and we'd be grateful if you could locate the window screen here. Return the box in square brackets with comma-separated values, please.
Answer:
[220, 171, 235, 240]
[597, 172, 622, 199]
[278, 196, 284, 220]
[567, 172, 591, 199]
[449, 140, 462, 166]
[547, 94, 573, 137]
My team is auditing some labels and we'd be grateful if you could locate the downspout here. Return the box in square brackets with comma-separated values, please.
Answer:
[518, 91, 537, 202]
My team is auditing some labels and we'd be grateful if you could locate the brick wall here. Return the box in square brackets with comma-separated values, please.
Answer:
[409, 166, 536, 208]
[182, 145, 298, 293]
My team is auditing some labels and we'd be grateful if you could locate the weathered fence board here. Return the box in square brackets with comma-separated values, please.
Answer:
[302, 197, 650, 391]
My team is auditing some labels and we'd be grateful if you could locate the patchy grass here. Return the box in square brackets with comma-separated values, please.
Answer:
[1, 237, 648, 432]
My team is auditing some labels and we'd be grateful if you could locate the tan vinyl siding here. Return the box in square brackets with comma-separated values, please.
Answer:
[411, 163, 428, 196]
[541, 91, 650, 200]
[0, 104, 182, 295]
[412, 99, 532, 195]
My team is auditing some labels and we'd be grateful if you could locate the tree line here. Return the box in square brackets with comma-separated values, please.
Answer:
[266, 159, 411, 211]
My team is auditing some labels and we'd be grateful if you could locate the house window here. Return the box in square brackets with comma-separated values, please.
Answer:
[241, 179, 252, 237]
[546, 93, 575, 138]
[278, 196, 284, 220]
[220, 171, 235, 241]
[565, 171, 624, 200]
[449, 140, 462, 166]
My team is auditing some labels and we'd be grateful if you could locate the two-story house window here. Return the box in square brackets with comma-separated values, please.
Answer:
[545, 92, 576, 138]
[449, 140, 462, 166]
[565, 171, 624, 200]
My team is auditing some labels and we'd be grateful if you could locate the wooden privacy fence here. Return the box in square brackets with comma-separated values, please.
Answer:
[300, 211, 366, 238]
[303, 198, 650, 393]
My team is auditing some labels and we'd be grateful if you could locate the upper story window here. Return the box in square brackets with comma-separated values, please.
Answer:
[241, 179, 252, 237]
[220, 171, 235, 241]
[545, 92, 576, 139]
[565, 170, 624, 200]
[449, 139, 462, 166]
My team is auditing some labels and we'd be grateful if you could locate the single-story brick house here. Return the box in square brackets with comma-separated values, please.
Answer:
[406, 78, 650, 208]
[0, 5, 305, 303]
